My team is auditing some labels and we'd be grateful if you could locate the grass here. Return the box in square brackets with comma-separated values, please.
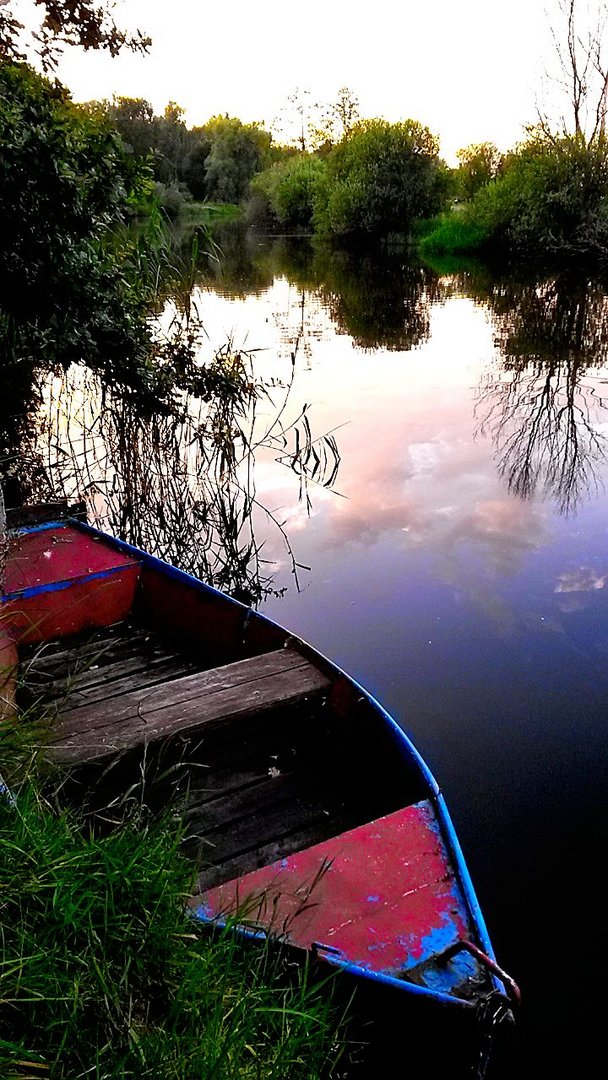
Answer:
[0, 724, 348, 1079]
[417, 210, 491, 257]
[179, 202, 242, 222]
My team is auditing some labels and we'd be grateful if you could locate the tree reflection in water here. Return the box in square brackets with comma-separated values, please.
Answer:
[6, 343, 340, 606]
[475, 272, 608, 515]
[192, 225, 445, 353]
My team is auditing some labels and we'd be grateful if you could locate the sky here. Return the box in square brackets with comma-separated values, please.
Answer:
[24, 0, 557, 162]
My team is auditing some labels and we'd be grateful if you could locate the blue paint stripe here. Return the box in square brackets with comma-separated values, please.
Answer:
[190, 906, 473, 1008]
[0, 561, 139, 603]
[320, 953, 475, 1008]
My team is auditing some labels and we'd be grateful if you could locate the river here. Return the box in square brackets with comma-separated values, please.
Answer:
[18, 229, 608, 1074]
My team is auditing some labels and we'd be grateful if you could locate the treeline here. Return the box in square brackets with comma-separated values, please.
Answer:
[89, 97, 284, 215]
[92, 88, 608, 262]
[90, 93, 452, 236]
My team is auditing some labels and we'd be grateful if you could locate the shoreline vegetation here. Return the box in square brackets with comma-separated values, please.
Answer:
[0, 714, 347, 1078]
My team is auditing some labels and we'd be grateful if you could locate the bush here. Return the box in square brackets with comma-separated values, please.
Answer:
[251, 155, 328, 230]
[313, 119, 446, 237]
[155, 180, 193, 219]
[466, 134, 608, 257]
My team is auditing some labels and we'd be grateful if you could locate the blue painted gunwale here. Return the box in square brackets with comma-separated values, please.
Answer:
[7, 518, 502, 1008]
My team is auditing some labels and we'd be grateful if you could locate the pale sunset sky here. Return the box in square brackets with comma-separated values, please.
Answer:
[22, 0, 563, 161]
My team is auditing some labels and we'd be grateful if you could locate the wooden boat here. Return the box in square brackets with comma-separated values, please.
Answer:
[0, 517, 519, 1023]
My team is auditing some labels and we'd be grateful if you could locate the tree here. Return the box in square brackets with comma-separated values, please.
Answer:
[107, 96, 155, 158]
[0, 0, 150, 71]
[204, 117, 272, 204]
[251, 155, 328, 229]
[272, 88, 323, 153]
[469, 130, 608, 255]
[310, 87, 360, 150]
[314, 119, 445, 236]
[0, 65, 142, 358]
[0, 63, 188, 395]
[456, 142, 502, 199]
[332, 87, 360, 140]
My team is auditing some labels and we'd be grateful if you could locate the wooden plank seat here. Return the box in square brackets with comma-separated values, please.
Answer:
[47, 646, 331, 766]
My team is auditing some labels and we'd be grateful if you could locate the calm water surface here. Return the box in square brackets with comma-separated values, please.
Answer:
[201, 244, 607, 1074]
[26, 237, 608, 1073]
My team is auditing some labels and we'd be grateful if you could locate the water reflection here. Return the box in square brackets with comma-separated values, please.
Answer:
[15, 350, 340, 605]
[180, 225, 446, 352]
[472, 272, 608, 514]
[191, 228, 608, 517]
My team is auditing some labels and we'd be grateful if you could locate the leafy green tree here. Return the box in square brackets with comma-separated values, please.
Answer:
[456, 142, 502, 199]
[471, 131, 608, 255]
[251, 155, 327, 228]
[0, 63, 189, 395]
[107, 96, 155, 158]
[314, 119, 446, 236]
[204, 116, 272, 203]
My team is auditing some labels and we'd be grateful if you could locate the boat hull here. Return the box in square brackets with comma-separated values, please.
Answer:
[1, 519, 512, 1015]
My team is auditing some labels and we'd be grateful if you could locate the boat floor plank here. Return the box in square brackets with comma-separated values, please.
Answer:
[21, 624, 151, 678]
[184, 769, 324, 831]
[45, 654, 201, 708]
[194, 812, 355, 893]
[186, 779, 348, 869]
[50, 648, 331, 764]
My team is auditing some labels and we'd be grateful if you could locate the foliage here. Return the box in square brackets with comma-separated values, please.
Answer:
[203, 116, 272, 204]
[97, 101, 273, 207]
[423, 131, 608, 258]
[0, 771, 346, 1078]
[251, 155, 328, 229]
[0, 64, 154, 375]
[470, 132, 608, 255]
[0, 0, 150, 71]
[456, 141, 502, 200]
[0, 61, 240, 444]
[312, 119, 447, 237]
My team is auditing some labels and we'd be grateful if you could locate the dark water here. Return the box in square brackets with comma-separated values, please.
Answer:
[11, 231, 608, 1074]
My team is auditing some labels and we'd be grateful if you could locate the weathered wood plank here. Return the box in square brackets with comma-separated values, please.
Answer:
[44, 654, 198, 706]
[50, 648, 331, 764]
[187, 781, 348, 869]
[57, 647, 307, 732]
[193, 812, 355, 894]
[22, 626, 151, 678]
[184, 769, 321, 831]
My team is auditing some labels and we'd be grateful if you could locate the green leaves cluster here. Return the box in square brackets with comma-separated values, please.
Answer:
[0, 0, 150, 72]
[475, 134, 608, 255]
[314, 119, 445, 236]
[422, 133, 608, 260]
[104, 99, 274, 210]
[0, 63, 154, 376]
[252, 155, 328, 229]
